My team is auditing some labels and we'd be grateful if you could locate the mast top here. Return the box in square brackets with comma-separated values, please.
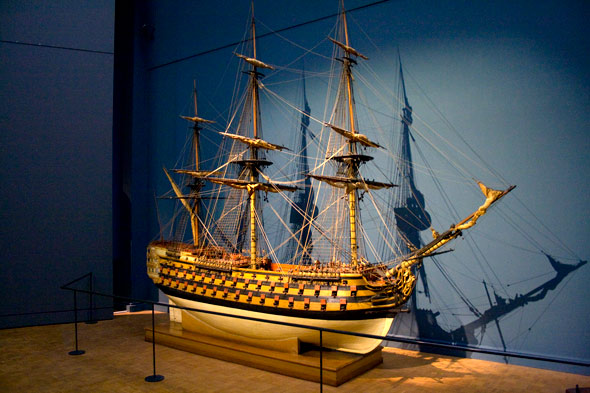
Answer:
[180, 115, 215, 124]
[220, 132, 289, 151]
[329, 37, 368, 61]
[325, 123, 382, 148]
[235, 53, 274, 70]
[330, 3, 368, 61]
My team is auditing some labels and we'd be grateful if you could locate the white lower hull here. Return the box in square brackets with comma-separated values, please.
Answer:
[167, 294, 394, 354]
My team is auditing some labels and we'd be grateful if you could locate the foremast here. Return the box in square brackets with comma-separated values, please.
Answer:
[311, 7, 394, 267]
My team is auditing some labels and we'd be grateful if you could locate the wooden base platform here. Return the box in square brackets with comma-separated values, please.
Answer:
[145, 322, 383, 386]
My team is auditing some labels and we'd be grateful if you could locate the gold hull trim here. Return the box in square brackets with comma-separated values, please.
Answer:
[166, 294, 394, 354]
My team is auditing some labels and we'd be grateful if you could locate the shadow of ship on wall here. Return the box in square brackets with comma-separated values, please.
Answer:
[391, 254, 586, 358]
[385, 57, 587, 360]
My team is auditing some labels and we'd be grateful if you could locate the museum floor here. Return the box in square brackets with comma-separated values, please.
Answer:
[1, 312, 588, 392]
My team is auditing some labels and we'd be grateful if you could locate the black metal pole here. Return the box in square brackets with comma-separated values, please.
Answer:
[86, 272, 97, 324]
[68, 290, 85, 355]
[319, 330, 323, 392]
[145, 303, 164, 382]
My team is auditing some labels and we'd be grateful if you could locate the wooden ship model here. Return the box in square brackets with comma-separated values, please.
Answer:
[146, 5, 513, 354]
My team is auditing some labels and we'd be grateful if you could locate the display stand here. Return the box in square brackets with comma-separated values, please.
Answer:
[145, 319, 383, 386]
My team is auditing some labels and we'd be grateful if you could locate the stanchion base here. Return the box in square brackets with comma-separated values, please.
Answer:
[144, 374, 165, 383]
[68, 350, 85, 356]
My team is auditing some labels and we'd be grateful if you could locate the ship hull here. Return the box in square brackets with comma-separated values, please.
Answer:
[148, 242, 405, 354]
[166, 293, 394, 354]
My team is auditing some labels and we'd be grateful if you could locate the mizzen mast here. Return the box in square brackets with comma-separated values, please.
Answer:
[176, 82, 215, 247]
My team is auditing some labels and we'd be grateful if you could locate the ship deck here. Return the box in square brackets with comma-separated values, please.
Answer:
[1, 312, 588, 392]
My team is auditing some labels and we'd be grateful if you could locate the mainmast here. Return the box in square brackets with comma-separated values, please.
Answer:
[211, 10, 296, 268]
[342, 9, 360, 266]
[248, 16, 258, 269]
[249, 16, 261, 269]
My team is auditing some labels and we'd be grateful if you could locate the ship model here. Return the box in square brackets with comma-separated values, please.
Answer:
[146, 6, 514, 354]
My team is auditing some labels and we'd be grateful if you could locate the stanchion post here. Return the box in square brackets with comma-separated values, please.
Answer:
[145, 303, 164, 382]
[319, 330, 323, 392]
[86, 272, 97, 324]
[68, 290, 85, 356]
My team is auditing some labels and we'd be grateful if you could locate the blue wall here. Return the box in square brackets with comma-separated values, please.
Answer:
[0, 1, 114, 327]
